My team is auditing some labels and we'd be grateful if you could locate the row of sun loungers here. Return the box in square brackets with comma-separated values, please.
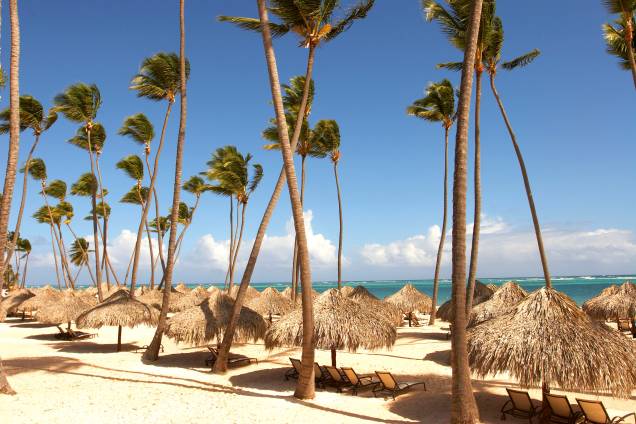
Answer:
[502, 388, 636, 423]
[285, 358, 426, 399]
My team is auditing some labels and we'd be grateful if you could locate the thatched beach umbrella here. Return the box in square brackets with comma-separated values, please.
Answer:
[339, 285, 354, 296]
[437, 280, 495, 322]
[207, 285, 221, 294]
[138, 287, 185, 313]
[37, 290, 97, 334]
[171, 286, 209, 312]
[468, 281, 528, 327]
[486, 283, 499, 292]
[174, 282, 190, 294]
[348, 285, 402, 327]
[247, 287, 293, 322]
[20, 286, 62, 314]
[582, 282, 636, 323]
[265, 289, 396, 366]
[468, 287, 636, 397]
[76, 289, 159, 351]
[385, 283, 432, 326]
[228, 285, 261, 302]
[281, 286, 319, 301]
[164, 292, 266, 346]
[0, 288, 34, 321]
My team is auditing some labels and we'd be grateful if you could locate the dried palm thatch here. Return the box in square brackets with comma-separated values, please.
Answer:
[37, 290, 97, 325]
[20, 286, 62, 313]
[437, 280, 495, 322]
[582, 282, 636, 321]
[468, 287, 636, 397]
[138, 288, 184, 313]
[385, 283, 432, 314]
[247, 287, 293, 318]
[469, 281, 528, 327]
[174, 282, 190, 294]
[348, 285, 403, 327]
[265, 289, 396, 366]
[486, 284, 499, 292]
[0, 288, 35, 321]
[339, 285, 354, 296]
[207, 285, 221, 294]
[228, 285, 261, 302]
[165, 293, 266, 345]
[281, 286, 319, 302]
[171, 286, 209, 312]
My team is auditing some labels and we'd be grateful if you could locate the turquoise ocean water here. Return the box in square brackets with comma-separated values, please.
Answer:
[168, 275, 635, 306]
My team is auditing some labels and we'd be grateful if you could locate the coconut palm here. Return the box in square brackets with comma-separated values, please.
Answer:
[33, 205, 66, 288]
[144, 1, 188, 361]
[176, 176, 209, 261]
[53, 83, 105, 301]
[16, 238, 30, 288]
[407, 79, 455, 325]
[69, 238, 95, 285]
[214, 1, 375, 381]
[602, 0, 636, 88]
[126, 53, 189, 298]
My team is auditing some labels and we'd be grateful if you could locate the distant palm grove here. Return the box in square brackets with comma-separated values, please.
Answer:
[0, 1, 635, 423]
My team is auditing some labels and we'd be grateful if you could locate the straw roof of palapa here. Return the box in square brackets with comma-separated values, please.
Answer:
[437, 280, 495, 322]
[76, 289, 159, 329]
[207, 285, 221, 294]
[265, 288, 396, 351]
[171, 286, 209, 312]
[339, 286, 354, 296]
[468, 287, 636, 397]
[37, 290, 97, 324]
[0, 288, 34, 320]
[486, 284, 499, 292]
[469, 281, 528, 327]
[138, 288, 184, 312]
[385, 284, 432, 314]
[20, 286, 63, 313]
[582, 282, 636, 321]
[174, 283, 190, 294]
[228, 285, 261, 302]
[247, 287, 293, 316]
[348, 286, 403, 327]
[164, 292, 266, 345]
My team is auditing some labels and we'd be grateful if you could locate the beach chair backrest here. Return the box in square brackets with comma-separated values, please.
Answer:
[289, 358, 302, 373]
[576, 399, 609, 424]
[325, 366, 343, 382]
[376, 371, 397, 390]
[208, 346, 218, 361]
[313, 363, 323, 378]
[506, 389, 533, 412]
[545, 393, 572, 418]
[341, 367, 358, 385]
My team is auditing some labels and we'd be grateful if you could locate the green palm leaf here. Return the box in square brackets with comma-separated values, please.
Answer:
[119, 113, 155, 145]
[130, 52, 190, 102]
[116, 155, 144, 181]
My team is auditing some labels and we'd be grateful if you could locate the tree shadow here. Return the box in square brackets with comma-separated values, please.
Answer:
[229, 367, 296, 392]
[397, 330, 449, 341]
[144, 350, 210, 371]
[2, 355, 83, 377]
[423, 349, 451, 366]
[25, 333, 60, 341]
[9, 322, 54, 329]
[46, 341, 140, 354]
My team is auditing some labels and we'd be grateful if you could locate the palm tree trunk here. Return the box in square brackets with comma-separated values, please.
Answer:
[449, 0, 483, 422]
[429, 127, 449, 325]
[225, 196, 234, 289]
[291, 155, 307, 300]
[466, 69, 483, 314]
[256, 0, 315, 399]
[174, 195, 200, 263]
[212, 13, 316, 374]
[624, 16, 636, 89]
[129, 101, 174, 296]
[230, 202, 247, 284]
[144, 0, 187, 360]
[144, 155, 167, 276]
[146, 221, 156, 289]
[0, 0, 20, 294]
[333, 161, 343, 289]
[93, 154, 111, 291]
[83, 130, 103, 302]
[56, 223, 75, 290]
[49, 225, 62, 289]
[229, 198, 241, 288]
[20, 252, 28, 287]
[66, 223, 96, 286]
[489, 74, 552, 288]
[0, 355, 15, 395]
[40, 186, 73, 289]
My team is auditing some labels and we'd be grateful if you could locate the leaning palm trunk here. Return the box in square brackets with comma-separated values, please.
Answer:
[83, 129, 103, 302]
[174, 195, 200, 263]
[466, 69, 483, 314]
[20, 252, 29, 288]
[449, 0, 483, 422]
[55, 223, 75, 289]
[225, 196, 234, 289]
[625, 17, 636, 89]
[213, 11, 316, 374]
[429, 127, 449, 325]
[0, 354, 15, 395]
[333, 161, 343, 289]
[291, 155, 307, 300]
[49, 225, 62, 289]
[0, 0, 20, 294]
[144, 0, 187, 360]
[40, 184, 73, 288]
[145, 155, 167, 276]
[489, 74, 552, 288]
[230, 203, 247, 285]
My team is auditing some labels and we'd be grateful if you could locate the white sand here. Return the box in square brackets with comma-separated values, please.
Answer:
[0, 316, 634, 423]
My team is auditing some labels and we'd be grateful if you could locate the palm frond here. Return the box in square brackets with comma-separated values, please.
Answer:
[217, 16, 291, 37]
[502, 49, 541, 70]
[116, 155, 144, 181]
[119, 113, 154, 145]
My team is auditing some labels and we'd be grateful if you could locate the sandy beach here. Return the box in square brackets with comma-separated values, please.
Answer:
[1, 315, 634, 424]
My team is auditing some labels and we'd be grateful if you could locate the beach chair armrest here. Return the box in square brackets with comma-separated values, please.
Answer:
[611, 412, 636, 423]
[501, 399, 513, 413]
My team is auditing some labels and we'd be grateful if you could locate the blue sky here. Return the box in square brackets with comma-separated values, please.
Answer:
[1, 1, 635, 286]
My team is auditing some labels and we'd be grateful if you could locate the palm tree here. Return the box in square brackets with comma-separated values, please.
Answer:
[54, 83, 104, 301]
[176, 176, 209, 261]
[484, 18, 551, 291]
[33, 204, 66, 288]
[126, 53, 189, 297]
[407, 79, 456, 325]
[602, 0, 636, 88]
[69, 237, 93, 285]
[16, 237, 30, 288]
[144, 0, 188, 361]
[70, 172, 101, 291]
[214, 0, 375, 377]
[446, 0, 483, 421]
[0, 96, 57, 269]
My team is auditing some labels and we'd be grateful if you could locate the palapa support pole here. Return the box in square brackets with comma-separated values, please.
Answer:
[540, 381, 551, 423]
[117, 325, 122, 352]
[331, 348, 337, 367]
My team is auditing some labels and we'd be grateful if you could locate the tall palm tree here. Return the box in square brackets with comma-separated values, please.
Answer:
[0, 0, 21, 300]
[144, 0, 188, 361]
[407, 79, 456, 325]
[602, 0, 636, 88]
[127, 53, 189, 297]
[446, 0, 483, 420]
[425, 0, 497, 313]
[484, 18, 551, 289]
[53, 83, 104, 301]
[176, 176, 209, 261]
[69, 237, 93, 285]
[17, 237, 30, 288]
[33, 205, 66, 288]
[0, 96, 57, 269]
[70, 172, 101, 292]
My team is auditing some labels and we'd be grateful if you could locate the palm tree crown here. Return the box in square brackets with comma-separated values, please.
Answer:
[407, 79, 456, 129]
[130, 53, 190, 103]
[43, 180, 67, 201]
[53, 83, 101, 126]
[21, 158, 47, 181]
[0, 95, 57, 135]
[70, 173, 99, 197]
[204, 146, 263, 204]
[119, 113, 155, 150]
[116, 155, 144, 182]
[68, 123, 107, 153]
[69, 238, 91, 267]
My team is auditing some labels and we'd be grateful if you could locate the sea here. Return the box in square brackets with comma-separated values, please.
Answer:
[159, 275, 635, 306]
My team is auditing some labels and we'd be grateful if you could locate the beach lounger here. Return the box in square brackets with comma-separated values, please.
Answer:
[314, 363, 330, 389]
[323, 366, 353, 393]
[576, 398, 636, 424]
[500, 388, 542, 422]
[341, 367, 378, 395]
[544, 393, 583, 423]
[372, 371, 426, 400]
[285, 358, 301, 380]
[205, 346, 257, 368]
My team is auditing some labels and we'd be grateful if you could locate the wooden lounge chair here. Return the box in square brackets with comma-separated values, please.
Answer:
[500, 388, 542, 422]
[341, 367, 378, 395]
[205, 346, 257, 368]
[544, 393, 583, 424]
[285, 358, 301, 380]
[576, 398, 636, 424]
[323, 366, 353, 393]
[314, 363, 330, 389]
[372, 371, 426, 400]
